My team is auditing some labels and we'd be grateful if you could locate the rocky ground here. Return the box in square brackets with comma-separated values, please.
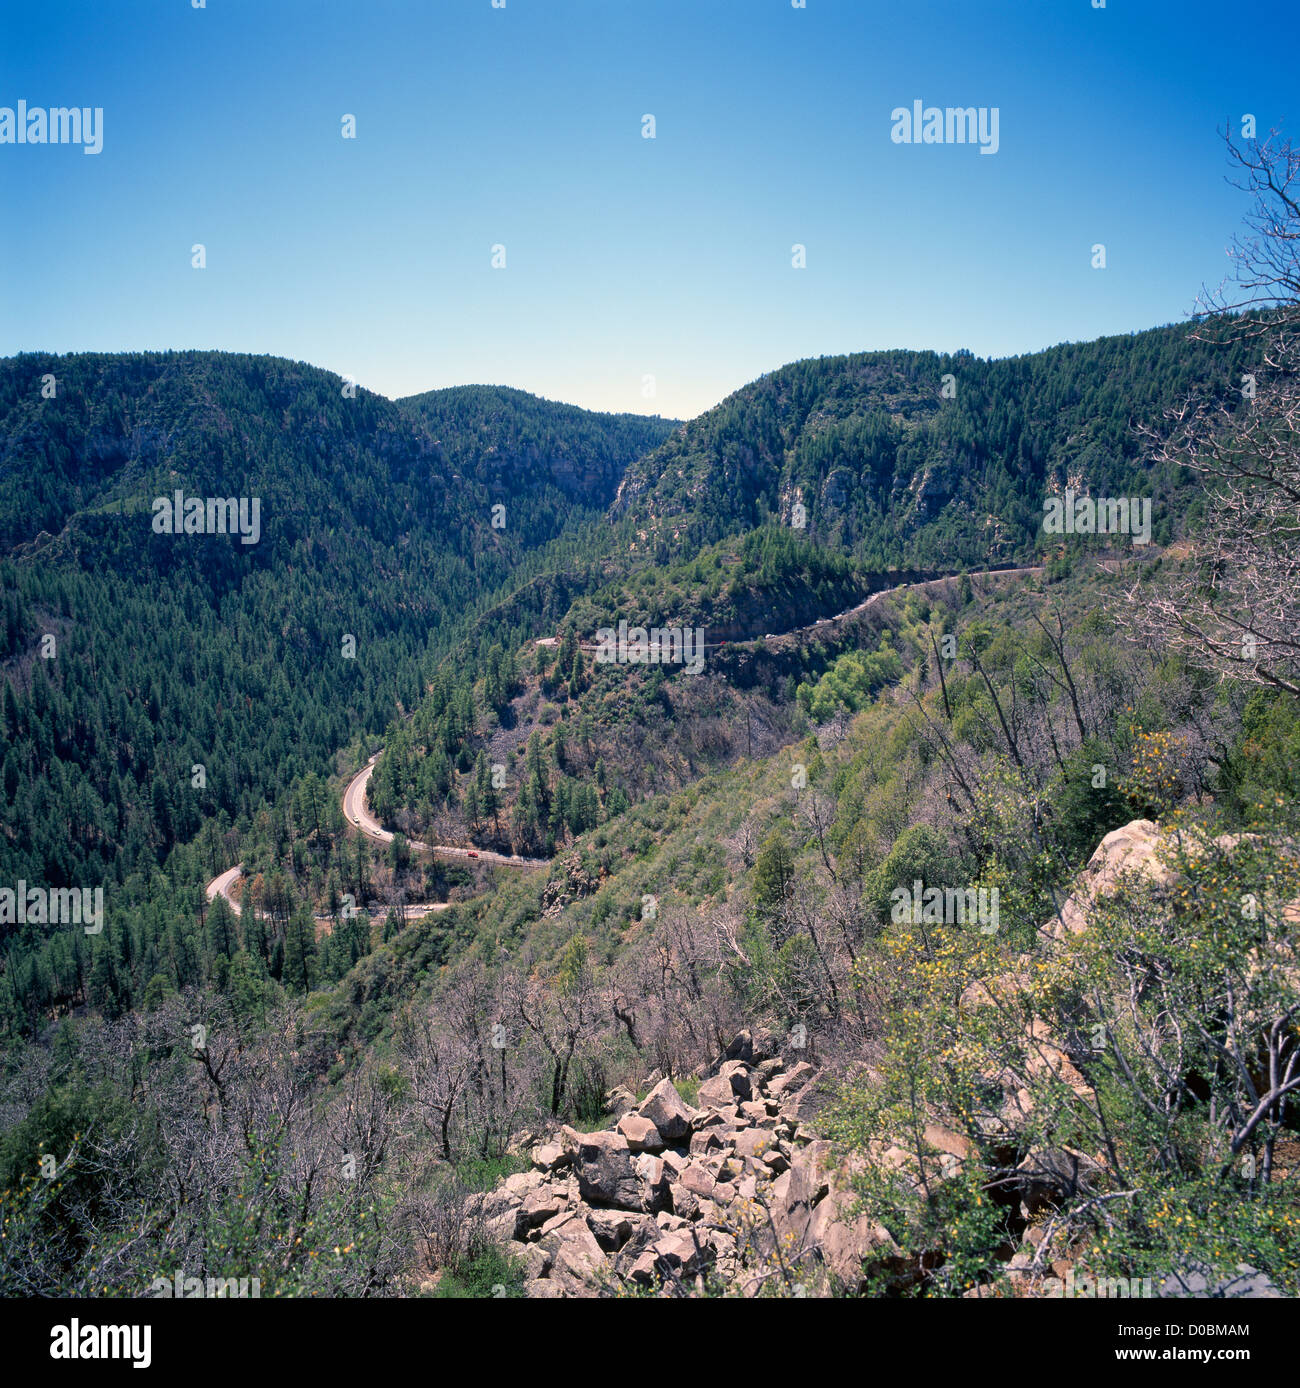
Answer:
[468, 1032, 894, 1297]
[456, 820, 1292, 1298]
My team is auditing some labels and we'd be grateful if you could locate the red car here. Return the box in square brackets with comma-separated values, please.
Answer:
[467, 850, 479, 859]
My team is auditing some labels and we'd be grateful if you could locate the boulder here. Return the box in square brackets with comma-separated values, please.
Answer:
[617, 1112, 664, 1151]
[634, 1151, 673, 1213]
[519, 1243, 553, 1279]
[922, 1123, 971, 1162]
[537, 1208, 577, 1240]
[519, 1184, 567, 1234]
[808, 1190, 898, 1291]
[533, 1141, 568, 1172]
[733, 1128, 775, 1161]
[525, 1276, 566, 1299]
[671, 1186, 702, 1221]
[638, 1078, 695, 1143]
[576, 1130, 643, 1210]
[677, 1163, 717, 1201]
[696, 1073, 737, 1109]
[651, 1229, 711, 1278]
[718, 1060, 753, 1100]
[767, 1061, 815, 1097]
[1047, 819, 1165, 940]
[557, 1125, 585, 1161]
[780, 1072, 832, 1131]
[626, 1249, 661, 1286]
[771, 1141, 833, 1248]
[691, 1108, 727, 1131]
[604, 1085, 637, 1118]
[585, 1208, 636, 1252]
[609, 1215, 662, 1279]
[541, 1215, 608, 1296]
[502, 1170, 545, 1200]
[716, 1156, 744, 1183]
[689, 1129, 727, 1158]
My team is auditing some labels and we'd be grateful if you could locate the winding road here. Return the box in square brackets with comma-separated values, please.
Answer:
[203, 557, 1096, 917]
[204, 753, 549, 920]
[341, 754, 548, 868]
[203, 862, 455, 923]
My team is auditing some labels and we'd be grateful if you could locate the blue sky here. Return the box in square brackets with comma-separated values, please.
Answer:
[2, 0, 1296, 419]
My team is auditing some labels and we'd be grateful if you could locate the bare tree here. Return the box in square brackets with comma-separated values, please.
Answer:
[1121, 131, 1300, 696]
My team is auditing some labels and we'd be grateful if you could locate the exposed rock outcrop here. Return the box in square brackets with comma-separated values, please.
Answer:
[472, 1045, 907, 1297]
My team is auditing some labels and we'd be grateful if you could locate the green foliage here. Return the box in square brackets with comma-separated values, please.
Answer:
[429, 1240, 527, 1299]
[1048, 740, 1130, 863]
[615, 324, 1256, 570]
[863, 824, 964, 929]
[797, 643, 903, 721]
[752, 831, 796, 913]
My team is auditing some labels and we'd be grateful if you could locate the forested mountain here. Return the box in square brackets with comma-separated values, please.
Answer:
[0, 352, 671, 1022]
[372, 321, 1263, 859]
[612, 325, 1257, 568]
[400, 383, 675, 511]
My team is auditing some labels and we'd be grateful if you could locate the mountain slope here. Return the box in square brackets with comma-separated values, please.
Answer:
[399, 383, 676, 512]
[0, 352, 670, 898]
[612, 323, 1256, 568]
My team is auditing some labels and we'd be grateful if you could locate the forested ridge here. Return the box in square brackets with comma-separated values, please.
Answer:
[612, 324, 1257, 567]
[0, 353, 672, 1028]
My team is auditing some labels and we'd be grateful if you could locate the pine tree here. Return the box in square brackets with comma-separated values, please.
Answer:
[283, 906, 317, 993]
[206, 894, 236, 961]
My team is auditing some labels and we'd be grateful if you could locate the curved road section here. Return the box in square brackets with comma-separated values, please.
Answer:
[205, 864, 246, 914]
[342, 754, 548, 868]
[204, 863, 450, 922]
[206, 559, 1082, 910]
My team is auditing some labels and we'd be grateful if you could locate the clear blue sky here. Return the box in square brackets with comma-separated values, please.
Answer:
[2, 0, 1295, 419]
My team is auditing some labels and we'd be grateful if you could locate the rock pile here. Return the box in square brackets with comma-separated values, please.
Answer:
[472, 1035, 896, 1297]
[470, 821, 1293, 1298]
